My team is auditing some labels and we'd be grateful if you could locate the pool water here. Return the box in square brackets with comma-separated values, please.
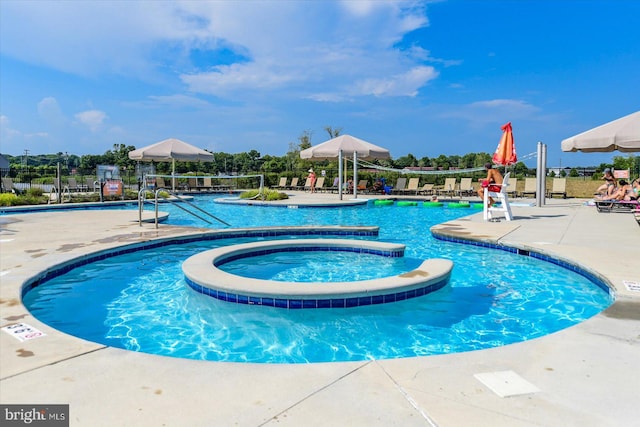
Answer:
[219, 250, 423, 282]
[22, 196, 613, 363]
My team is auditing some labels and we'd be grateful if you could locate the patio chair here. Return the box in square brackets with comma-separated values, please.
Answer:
[1, 177, 24, 194]
[156, 177, 167, 189]
[595, 199, 639, 213]
[404, 177, 420, 194]
[356, 179, 368, 192]
[328, 177, 340, 193]
[272, 177, 288, 190]
[314, 176, 325, 192]
[437, 178, 457, 198]
[547, 178, 567, 199]
[520, 177, 536, 198]
[66, 177, 80, 192]
[202, 177, 213, 191]
[417, 183, 434, 196]
[456, 178, 474, 197]
[483, 172, 513, 221]
[302, 177, 312, 191]
[288, 177, 300, 190]
[391, 177, 407, 194]
[85, 177, 98, 192]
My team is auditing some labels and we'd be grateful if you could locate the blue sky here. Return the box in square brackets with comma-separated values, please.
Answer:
[1, 0, 638, 168]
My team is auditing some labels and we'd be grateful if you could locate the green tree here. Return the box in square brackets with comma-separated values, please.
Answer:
[323, 126, 342, 139]
[395, 154, 418, 168]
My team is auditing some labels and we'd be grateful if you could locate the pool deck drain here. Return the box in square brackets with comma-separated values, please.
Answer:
[474, 370, 541, 398]
[1, 194, 639, 426]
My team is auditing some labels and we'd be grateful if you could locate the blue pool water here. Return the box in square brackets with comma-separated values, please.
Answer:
[22, 196, 613, 363]
[219, 250, 424, 282]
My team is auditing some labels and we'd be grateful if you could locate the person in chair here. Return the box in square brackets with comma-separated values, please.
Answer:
[478, 162, 503, 207]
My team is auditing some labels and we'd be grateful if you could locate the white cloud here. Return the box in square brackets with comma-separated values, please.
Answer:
[0, 115, 22, 140]
[74, 110, 108, 132]
[37, 97, 66, 126]
[1, 1, 442, 101]
[354, 66, 439, 97]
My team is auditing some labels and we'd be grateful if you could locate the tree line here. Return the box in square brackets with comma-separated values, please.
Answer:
[3, 128, 638, 186]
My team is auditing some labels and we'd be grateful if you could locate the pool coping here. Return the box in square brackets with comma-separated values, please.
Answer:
[1, 196, 639, 426]
[182, 239, 453, 307]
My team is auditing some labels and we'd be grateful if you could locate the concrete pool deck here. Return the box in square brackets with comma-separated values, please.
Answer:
[0, 194, 638, 426]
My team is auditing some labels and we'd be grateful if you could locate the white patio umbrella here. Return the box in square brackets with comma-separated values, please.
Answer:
[561, 111, 640, 153]
[300, 135, 391, 199]
[128, 138, 214, 191]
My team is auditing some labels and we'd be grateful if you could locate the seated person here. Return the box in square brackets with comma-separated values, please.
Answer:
[343, 179, 354, 192]
[477, 162, 503, 207]
[598, 179, 633, 201]
[632, 179, 640, 200]
[371, 179, 383, 193]
[595, 168, 617, 196]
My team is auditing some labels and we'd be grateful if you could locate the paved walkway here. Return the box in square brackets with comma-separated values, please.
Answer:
[1, 194, 638, 426]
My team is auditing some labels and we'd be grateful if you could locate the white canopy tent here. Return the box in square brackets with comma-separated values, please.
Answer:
[128, 138, 214, 191]
[300, 135, 391, 199]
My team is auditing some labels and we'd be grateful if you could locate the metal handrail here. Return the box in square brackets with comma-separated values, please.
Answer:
[137, 187, 230, 228]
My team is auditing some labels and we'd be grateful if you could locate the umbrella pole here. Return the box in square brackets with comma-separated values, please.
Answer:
[338, 150, 343, 200]
[172, 159, 176, 192]
[353, 151, 358, 198]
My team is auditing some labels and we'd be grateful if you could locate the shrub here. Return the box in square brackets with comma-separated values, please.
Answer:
[239, 189, 288, 201]
[26, 187, 44, 197]
[0, 193, 18, 206]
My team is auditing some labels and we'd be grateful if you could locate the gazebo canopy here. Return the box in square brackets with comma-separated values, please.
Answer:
[561, 111, 640, 153]
[128, 138, 214, 162]
[300, 135, 391, 199]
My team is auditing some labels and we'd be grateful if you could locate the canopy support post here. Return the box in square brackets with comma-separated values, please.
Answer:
[338, 150, 343, 200]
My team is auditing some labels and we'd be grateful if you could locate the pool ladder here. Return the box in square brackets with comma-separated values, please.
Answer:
[138, 189, 230, 228]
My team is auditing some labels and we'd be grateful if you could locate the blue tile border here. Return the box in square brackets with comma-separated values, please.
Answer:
[20, 227, 380, 299]
[432, 233, 612, 295]
[184, 275, 449, 309]
[183, 239, 453, 309]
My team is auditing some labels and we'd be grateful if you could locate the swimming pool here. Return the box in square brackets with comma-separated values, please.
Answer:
[22, 195, 613, 363]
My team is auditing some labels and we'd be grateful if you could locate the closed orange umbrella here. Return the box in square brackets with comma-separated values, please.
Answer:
[492, 122, 517, 166]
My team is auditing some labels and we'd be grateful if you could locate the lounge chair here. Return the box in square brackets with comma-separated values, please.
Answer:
[156, 177, 167, 189]
[314, 176, 325, 192]
[391, 177, 407, 194]
[328, 177, 340, 193]
[356, 179, 368, 192]
[202, 177, 213, 191]
[288, 177, 300, 190]
[404, 177, 420, 195]
[520, 177, 536, 198]
[483, 172, 513, 221]
[417, 183, 434, 196]
[66, 177, 80, 192]
[547, 178, 567, 198]
[85, 177, 98, 192]
[272, 177, 288, 190]
[456, 178, 474, 197]
[302, 177, 312, 191]
[595, 199, 639, 213]
[1, 177, 24, 194]
[437, 178, 457, 198]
